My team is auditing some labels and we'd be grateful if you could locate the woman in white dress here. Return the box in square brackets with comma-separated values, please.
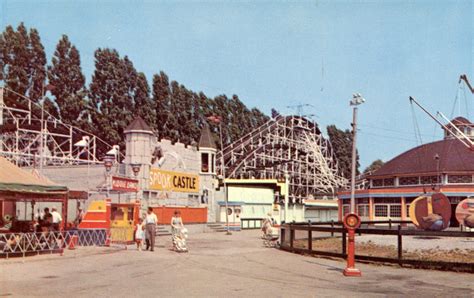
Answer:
[171, 210, 188, 252]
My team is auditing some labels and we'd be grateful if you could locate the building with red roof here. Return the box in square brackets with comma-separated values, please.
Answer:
[338, 117, 474, 227]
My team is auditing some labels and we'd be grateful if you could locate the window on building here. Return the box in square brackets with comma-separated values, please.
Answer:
[389, 205, 402, 218]
[211, 154, 215, 173]
[399, 176, 419, 186]
[420, 176, 439, 185]
[378, 198, 401, 204]
[201, 153, 209, 173]
[357, 205, 369, 217]
[342, 205, 350, 216]
[447, 175, 473, 184]
[374, 205, 388, 217]
[448, 196, 463, 204]
[383, 178, 395, 186]
[372, 179, 383, 187]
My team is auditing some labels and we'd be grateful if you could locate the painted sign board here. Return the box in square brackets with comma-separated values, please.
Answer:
[409, 193, 451, 230]
[149, 168, 199, 193]
[111, 176, 139, 192]
[455, 197, 474, 228]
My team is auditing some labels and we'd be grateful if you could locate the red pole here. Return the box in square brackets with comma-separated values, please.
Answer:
[343, 213, 361, 277]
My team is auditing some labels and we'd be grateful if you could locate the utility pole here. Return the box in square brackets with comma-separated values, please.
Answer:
[349, 93, 365, 213]
[39, 85, 45, 175]
[284, 170, 289, 222]
[219, 121, 231, 235]
[207, 114, 231, 234]
[0, 87, 3, 125]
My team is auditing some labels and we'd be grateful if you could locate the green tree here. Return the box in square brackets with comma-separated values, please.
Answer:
[327, 125, 359, 179]
[0, 23, 46, 107]
[28, 28, 47, 102]
[152, 71, 171, 139]
[47, 35, 86, 124]
[363, 159, 384, 174]
[134, 72, 156, 129]
[89, 48, 138, 149]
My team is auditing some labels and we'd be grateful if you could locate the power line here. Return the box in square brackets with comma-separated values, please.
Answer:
[358, 124, 440, 138]
[358, 130, 418, 143]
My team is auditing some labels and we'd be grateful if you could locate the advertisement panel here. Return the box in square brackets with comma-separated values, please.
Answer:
[111, 176, 139, 192]
[149, 168, 199, 193]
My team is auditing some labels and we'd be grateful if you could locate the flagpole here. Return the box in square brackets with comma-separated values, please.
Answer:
[219, 121, 231, 235]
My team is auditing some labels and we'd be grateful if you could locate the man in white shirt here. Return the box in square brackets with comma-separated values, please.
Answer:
[51, 207, 62, 231]
[145, 207, 158, 251]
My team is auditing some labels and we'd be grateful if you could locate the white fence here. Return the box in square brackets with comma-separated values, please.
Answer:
[0, 229, 110, 258]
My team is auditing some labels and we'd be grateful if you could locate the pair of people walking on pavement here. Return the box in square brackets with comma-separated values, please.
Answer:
[135, 208, 188, 252]
[135, 207, 158, 251]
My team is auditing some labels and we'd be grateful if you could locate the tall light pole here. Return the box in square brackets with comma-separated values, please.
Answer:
[131, 163, 141, 201]
[219, 121, 231, 235]
[349, 93, 365, 214]
[284, 170, 289, 223]
[103, 155, 114, 197]
[208, 115, 231, 235]
[342, 93, 365, 278]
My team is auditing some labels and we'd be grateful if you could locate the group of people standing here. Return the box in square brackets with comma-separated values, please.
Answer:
[36, 207, 62, 232]
[134, 208, 187, 252]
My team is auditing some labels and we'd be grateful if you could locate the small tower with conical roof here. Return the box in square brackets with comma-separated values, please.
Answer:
[199, 124, 218, 222]
[124, 117, 155, 192]
[199, 124, 217, 175]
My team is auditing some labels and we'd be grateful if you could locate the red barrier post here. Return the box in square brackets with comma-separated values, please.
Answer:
[343, 213, 361, 277]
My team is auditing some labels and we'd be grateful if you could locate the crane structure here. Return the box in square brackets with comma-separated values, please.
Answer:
[409, 75, 474, 151]
[459, 74, 474, 94]
[0, 87, 109, 167]
[216, 115, 347, 204]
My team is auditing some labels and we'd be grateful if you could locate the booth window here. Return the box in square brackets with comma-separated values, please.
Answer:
[201, 153, 209, 173]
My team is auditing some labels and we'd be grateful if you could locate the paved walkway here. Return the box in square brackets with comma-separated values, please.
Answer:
[0, 230, 473, 297]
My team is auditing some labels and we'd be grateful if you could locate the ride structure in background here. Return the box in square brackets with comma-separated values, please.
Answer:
[216, 115, 347, 204]
[0, 86, 115, 167]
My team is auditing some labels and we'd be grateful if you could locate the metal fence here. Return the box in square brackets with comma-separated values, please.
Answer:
[280, 221, 474, 273]
[0, 229, 109, 258]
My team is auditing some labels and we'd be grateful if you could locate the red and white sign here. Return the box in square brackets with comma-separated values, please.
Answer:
[111, 176, 139, 192]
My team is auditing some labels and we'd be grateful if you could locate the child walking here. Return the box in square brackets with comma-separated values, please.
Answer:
[135, 218, 145, 251]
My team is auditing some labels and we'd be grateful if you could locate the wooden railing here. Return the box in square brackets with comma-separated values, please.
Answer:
[280, 221, 474, 273]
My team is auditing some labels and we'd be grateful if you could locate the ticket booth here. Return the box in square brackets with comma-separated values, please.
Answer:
[79, 199, 140, 243]
[218, 202, 242, 231]
[110, 202, 140, 242]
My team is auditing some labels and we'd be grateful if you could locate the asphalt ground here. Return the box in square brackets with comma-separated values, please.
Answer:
[1, 230, 473, 297]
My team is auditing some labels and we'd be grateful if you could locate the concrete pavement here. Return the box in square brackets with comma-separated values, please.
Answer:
[0, 230, 473, 297]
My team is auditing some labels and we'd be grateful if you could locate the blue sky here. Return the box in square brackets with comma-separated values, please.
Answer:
[0, 0, 472, 169]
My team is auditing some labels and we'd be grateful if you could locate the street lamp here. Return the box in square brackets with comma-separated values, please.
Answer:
[349, 93, 365, 214]
[207, 115, 231, 235]
[130, 163, 141, 201]
[103, 155, 115, 197]
[343, 93, 365, 278]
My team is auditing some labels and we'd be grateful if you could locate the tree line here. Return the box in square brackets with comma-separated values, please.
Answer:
[0, 23, 368, 178]
[0, 23, 269, 151]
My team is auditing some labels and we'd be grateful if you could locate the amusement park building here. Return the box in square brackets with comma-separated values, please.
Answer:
[338, 117, 474, 227]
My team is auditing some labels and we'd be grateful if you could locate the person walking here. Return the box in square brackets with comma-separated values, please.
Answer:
[145, 207, 158, 251]
[171, 210, 188, 252]
[51, 207, 62, 232]
[135, 218, 145, 251]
